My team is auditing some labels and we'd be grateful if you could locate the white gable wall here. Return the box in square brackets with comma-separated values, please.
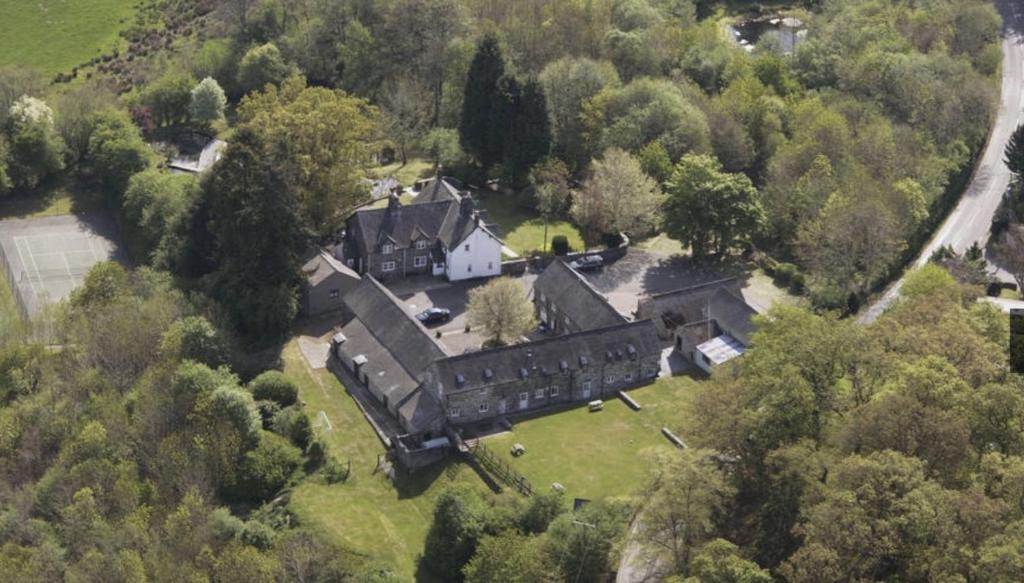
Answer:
[445, 227, 502, 281]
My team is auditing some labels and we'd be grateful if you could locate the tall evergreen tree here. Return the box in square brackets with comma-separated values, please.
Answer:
[503, 79, 551, 186]
[459, 33, 507, 169]
[1005, 123, 1024, 179]
[203, 127, 307, 340]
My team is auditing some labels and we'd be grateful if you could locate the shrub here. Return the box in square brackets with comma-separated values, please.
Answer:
[551, 235, 570, 256]
[271, 406, 313, 449]
[249, 370, 298, 407]
[235, 432, 303, 503]
[323, 457, 350, 484]
[773, 262, 798, 285]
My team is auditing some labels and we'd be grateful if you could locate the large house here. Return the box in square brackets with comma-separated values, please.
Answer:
[335, 177, 504, 282]
[330, 271, 663, 469]
[636, 278, 758, 373]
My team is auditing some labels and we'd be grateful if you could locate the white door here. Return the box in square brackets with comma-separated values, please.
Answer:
[498, 399, 506, 414]
[582, 383, 591, 399]
[519, 392, 529, 410]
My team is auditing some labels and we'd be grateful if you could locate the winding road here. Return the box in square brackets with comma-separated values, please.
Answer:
[860, 0, 1024, 323]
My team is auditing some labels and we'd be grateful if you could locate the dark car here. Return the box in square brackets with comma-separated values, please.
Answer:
[416, 307, 451, 326]
[569, 255, 604, 272]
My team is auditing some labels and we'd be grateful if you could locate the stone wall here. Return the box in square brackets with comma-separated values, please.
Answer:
[365, 246, 435, 280]
[443, 351, 661, 425]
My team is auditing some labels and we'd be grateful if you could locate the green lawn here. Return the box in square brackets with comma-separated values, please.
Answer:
[283, 342, 492, 580]
[0, 0, 138, 75]
[482, 376, 698, 502]
[369, 158, 435, 188]
[0, 177, 104, 222]
[476, 194, 585, 255]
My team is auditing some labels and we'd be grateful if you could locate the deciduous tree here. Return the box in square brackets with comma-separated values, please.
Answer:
[189, 77, 227, 124]
[467, 277, 536, 346]
[663, 153, 765, 259]
[572, 148, 662, 243]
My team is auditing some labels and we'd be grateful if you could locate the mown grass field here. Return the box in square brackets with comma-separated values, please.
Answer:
[477, 194, 585, 256]
[0, 0, 137, 75]
[284, 337, 701, 578]
[483, 376, 698, 501]
[283, 342, 493, 581]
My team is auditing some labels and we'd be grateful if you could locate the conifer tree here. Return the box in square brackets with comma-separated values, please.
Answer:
[503, 79, 551, 186]
[459, 33, 507, 169]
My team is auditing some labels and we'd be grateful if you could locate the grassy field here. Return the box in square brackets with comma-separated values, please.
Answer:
[477, 194, 585, 255]
[0, 177, 104, 222]
[483, 376, 697, 501]
[0, 0, 138, 75]
[369, 159, 435, 188]
[283, 342, 492, 580]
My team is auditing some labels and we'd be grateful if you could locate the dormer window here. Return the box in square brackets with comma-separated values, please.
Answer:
[415, 239, 427, 250]
[382, 243, 394, 254]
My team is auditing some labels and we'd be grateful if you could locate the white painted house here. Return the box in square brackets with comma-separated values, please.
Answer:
[445, 221, 503, 281]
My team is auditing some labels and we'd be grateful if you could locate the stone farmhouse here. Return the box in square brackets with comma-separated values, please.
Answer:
[329, 268, 663, 469]
[334, 177, 504, 282]
[533, 258, 628, 334]
[637, 278, 758, 373]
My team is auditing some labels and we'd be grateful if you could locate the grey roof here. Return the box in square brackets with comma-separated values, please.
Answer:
[397, 387, 445, 433]
[344, 276, 452, 375]
[534, 260, 628, 330]
[414, 176, 463, 204]
[338, 318, 421, 406]
[638, 278, 758, 345]
[303, 249, 360, 288]
[346, 182, 500, 257]
[422, 320, 661, 396]
[347, 200, 453, 257]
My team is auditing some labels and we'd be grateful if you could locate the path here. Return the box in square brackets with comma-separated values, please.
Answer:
[860, 0, 1024, 322]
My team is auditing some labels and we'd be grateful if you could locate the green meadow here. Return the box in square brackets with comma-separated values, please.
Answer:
[0, 0, 137, 75]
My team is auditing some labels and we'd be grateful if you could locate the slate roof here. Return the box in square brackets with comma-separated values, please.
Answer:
[303, 249, 360, 288]
[637, 278, 758, 345]
[344, 276, 452, 375]
[422, 320, 661, 396]
[338, 318, 421, 406]
[397, 387, 445, 433]
[347, 200, 452, 258]
[414, 176, 463, 204]
[534, 260, 628, 330]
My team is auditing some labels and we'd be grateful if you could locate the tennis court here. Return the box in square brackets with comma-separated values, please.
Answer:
[0, 214, 121, 318]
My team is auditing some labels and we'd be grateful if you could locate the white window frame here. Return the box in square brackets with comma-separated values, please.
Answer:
[464, 244, 470, 251]
[605, 374, 616, 384]
[382, 243, 394, 255]
[413, 256, 427, 267]
[535, 388, 546, 399]
[550, 385, 559, 397]
[449, 407, 461, 418]
[382, 261, 397, 272]
[467, 264, 472, 273]
[329, 289, 340, 299]
[582, 381, 592, 392]
[624, 372, 633, 382]
[478, 403, 489, 413]
[415, 239, 427, 250]
[346, 258, 354, 267]
[520, 392, 529, 401]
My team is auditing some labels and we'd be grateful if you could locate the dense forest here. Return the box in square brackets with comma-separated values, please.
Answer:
[0, 0, 1016, 581]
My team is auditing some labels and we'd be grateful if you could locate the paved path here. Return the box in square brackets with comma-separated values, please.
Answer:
[861, 0, 1024, 322]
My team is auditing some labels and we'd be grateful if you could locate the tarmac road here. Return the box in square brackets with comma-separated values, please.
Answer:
[860, 0, 1024, 323]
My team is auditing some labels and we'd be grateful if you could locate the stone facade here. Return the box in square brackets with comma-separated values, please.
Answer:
[441, 350, 661, 425]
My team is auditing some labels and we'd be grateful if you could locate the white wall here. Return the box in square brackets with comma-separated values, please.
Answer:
[445, 227, 502, 281]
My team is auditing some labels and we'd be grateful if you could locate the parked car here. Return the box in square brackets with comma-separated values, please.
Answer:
[570, 255, 604, 272]
[415, 307, 451, 325]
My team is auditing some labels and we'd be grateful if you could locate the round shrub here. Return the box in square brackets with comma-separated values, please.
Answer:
[551, 235, 570, 256]
[249, 370, 298, 407]
[236, 432, 303, 503]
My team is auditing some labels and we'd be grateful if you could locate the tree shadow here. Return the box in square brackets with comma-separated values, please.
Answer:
[0, 174, 105, 222]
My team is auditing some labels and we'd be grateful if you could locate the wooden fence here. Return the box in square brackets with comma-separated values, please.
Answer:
[468, 440, 534, 497]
